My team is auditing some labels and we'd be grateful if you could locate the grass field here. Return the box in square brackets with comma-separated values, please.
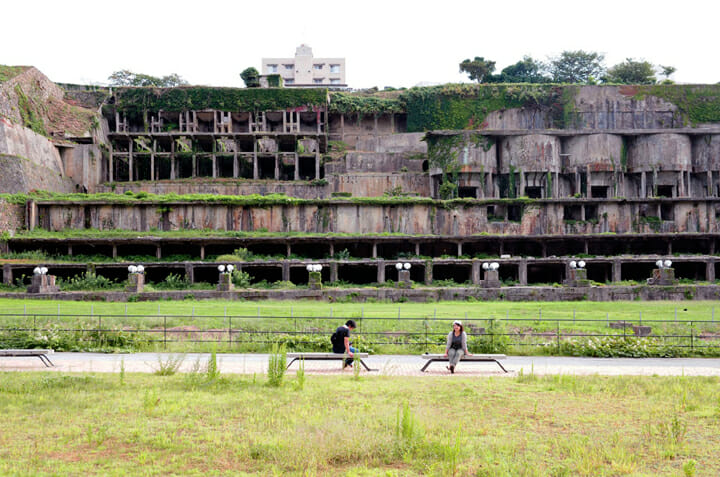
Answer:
[0, 371, 718, 476]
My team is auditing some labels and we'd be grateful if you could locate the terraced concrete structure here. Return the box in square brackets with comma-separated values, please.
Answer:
[3, 70, 720, 299]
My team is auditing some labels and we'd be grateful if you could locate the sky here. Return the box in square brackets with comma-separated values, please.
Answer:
[1, 0, 717, 89]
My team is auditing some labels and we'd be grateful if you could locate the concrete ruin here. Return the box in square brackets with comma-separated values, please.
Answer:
[3, 69, 720, 298]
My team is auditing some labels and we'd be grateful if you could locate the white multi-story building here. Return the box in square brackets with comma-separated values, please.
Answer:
[262, 44, 346, 88]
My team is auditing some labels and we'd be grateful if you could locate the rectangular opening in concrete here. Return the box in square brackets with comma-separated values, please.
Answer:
[673, 262, 706, 280]
[335, 242, 373, 259]
[290, 265, 330, 285]
[672, 237, 710, 255]
[197, 155, 213, 177]
[464, 240, 502, 258]
[245, 265, 283, 284]
[176, 155, 193, 178]
[591, 186, 608, 198]
[525, 186, 542, 199]
[246, 243, 287, 258]
[217, 155, 234, 178]
[564, 205, 582, 221]
[258, 156, 276, 179]
[527, 263, 564, 285]
[45, 266, 88, 282]
[156, 156, 172, 180]
[419, 241, 456, 257]
[278, 137, 296, 153]
[10, 242, 66, 257]
[279, 158, 295, 181]
[298, 157, 316, 180]
[231, 112, 250, 133]
[162, 243, 202, 260]
[508, 205, 522, 222]
[113, 157, 129, 182]
[487, 206, 503, 222]
[70, 243, 115, 259]
[586, 261, 612, 283]
[377, 241, 416, 259]
[384, 264, 425, 283]
[205, 243, 241, 258]
[657, 185, 673, 198]
[9, 267, 34, 285]
[144, 266, 187, 285]
[432, 264, 472, 284]
[585, 204, 598, 221]
[626, 238, 667, 255]
[132, 155, 152, 181]
[191, 265, 220, 285]
[504, 240, 542, 257]
[292, 243, 331, 259]
[337, 264, 377, 284]
[621, 262, 655, 282]
[499, 263, 519, 284]
[661, 203, 674, 221]
[458, 187, 477, 198]
[238, 155, 253, 179]
[546, 239, 585, 257]
[498, 174, 516, 199]
[116, 244, 157, 260]
[299, 111, 320, 133]
[196, 112, 213, 133]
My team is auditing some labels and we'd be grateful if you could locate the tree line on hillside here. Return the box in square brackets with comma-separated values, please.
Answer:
[459, 51, 677, 85]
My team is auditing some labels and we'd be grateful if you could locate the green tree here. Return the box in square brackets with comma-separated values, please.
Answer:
[659, 65, 677, 80]
[240, 67, 260, 88]
[108, 70, 188, 87]
[459, 57, 496, 83]
[495, 56, 549, 83]
[605, 58, 656, 84]
[548, 50, 605, 83]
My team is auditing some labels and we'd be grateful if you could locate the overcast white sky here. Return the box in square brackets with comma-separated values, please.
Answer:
[2, 0, 717, 88]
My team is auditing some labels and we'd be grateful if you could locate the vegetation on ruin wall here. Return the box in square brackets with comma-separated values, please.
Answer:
[402, 84, 565, 132]
[635, 84, 720, 125]
[113, 87, 328, 117]
[329, 92, 405, 114]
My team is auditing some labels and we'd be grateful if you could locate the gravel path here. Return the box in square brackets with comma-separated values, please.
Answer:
[2, 353, 720, 377]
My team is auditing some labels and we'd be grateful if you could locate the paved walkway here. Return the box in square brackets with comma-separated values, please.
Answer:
[2, 353, 720, 377]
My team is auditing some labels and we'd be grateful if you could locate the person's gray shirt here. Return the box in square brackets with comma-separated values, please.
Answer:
[446, 331, 467, 352]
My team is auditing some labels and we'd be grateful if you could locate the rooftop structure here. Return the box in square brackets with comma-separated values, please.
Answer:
[262, 44, 346, 88]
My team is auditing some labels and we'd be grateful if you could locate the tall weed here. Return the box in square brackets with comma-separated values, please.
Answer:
[267, 343, 287, 387]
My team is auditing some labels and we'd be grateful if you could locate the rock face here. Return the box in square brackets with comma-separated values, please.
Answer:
[0, 119, 65, 174]
[0, 154, 74, 194]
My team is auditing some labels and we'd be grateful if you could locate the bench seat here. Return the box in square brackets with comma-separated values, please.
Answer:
[0, 349, 55, 367]
[420, 353, 507, 373]
[286, 352, 374, 371]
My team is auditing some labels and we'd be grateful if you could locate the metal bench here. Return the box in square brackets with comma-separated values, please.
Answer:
[286, 352, 375, 371]
[0, 349, 55, 367]
[420, 353, 508, 373]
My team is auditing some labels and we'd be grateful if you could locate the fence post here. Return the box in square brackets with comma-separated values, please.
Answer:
[556, 320, 560, 353]
[228, 315, 232, 347]
[573, 309, 575, 324]
[424, 320, 428, 353]
[163, 315, 167, 350]
[639, 311, 642, 325]
[675, 308, 677, 324]
[690, 321, 694, 351]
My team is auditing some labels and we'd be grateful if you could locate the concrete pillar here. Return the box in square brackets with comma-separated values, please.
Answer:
[2, 264, 12, 285]
[415, 243, 420, 256]
[282, 262, 290, 282]
[170, 140, 176, 180]
[233, 152, 238, 179]
[294, 152, 299, 181]
[518, 260, 528, 285]
[192, 154, 197, 178]
[708, 171, 713, 197]
[612, 259, 622, 282]
[586, 166, 592, 198]
[185, 263, 195, 284]
[329, 243, 334, 257]
[156, 246, 161, 259]
[330, 262, 338, 282]
[707, 260, 716, 282]
[109, 144, 114, 182]
[377, 259, 385, 283]
[553, 172, 560, 198]
[200, 245, 205, 260]
[128, 139, 134, 182]
[641, 171, 646, 198]
[457, 242, 463, 257]
[315, 151, 320, 180]
[424, 262, 433, 285]
[274, 154, 280, 181]
[340, 114, 344, 142]
[372, 243, 377, 258]
[286, 243, 291, 257]
[67, 244, 73, 256]
[253, 141, 259, 180]
[667, 240, 673, 255]
[212, 155, 217, 179]
[471, 260, 481, 285]
[390, 114, 395, 133]
[519, 170, 525, 197]
[112, 245, 117, 259]
[678, 171, 684, 197]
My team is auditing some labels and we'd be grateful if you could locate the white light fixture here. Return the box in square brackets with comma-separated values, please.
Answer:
[664, 260, 672, 268]
[403, 262, 411, 270]
[395, 263, 403, 271]
[41, 267, 48, 275]
[569, 261, 577, 269]
[227, 264, 234, 272]
[137, 265, 145, 274]
[482, 263, 489, 270]
[492, 262, 500, 271]
[656, 260, 663, 268]
[33, 267, 41, 275]
[306, 264, 313, 272]
[128, 265, 137, 273]
[314, 264, 323, 272]
[577, 260, 586, 269]
[218, 265, 225, 273]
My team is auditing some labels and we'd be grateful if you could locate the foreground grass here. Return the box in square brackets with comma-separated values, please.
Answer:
[0, 372, 718, 476]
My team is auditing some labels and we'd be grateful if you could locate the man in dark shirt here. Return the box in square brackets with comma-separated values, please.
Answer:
[331, 319, 357, 368]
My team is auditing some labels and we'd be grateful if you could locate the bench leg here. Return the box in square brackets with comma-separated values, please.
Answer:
[37, 355, 53, 367]
[286, 357, 298, 370]
[359, 359, 376, 372]
[493, 359, 508, 373]
[420, 360, 436, 372]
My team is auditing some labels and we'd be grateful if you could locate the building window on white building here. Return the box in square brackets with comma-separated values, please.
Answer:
[267, 64, 278, 73]
[330, 64, 340, 73]
[313, 64, 324, 70]
[330, 78, 341, 85]
[313, 79, 324, 84]
[285, 79, 294, 85]
[284, 64, 293, 70]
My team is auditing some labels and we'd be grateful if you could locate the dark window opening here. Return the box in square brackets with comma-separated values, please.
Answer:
[298, 157, 317, 180]
[176, 155, 193, 178]
[458, 187, 477, 199]
[377, 241, 416, 259]
[93, 267, 128, 283]
[525, 186, 542, 199]
[163, 243, 202, 260]
[585, 205, 598, 221]
[245, 266, 283, 284]
[279, 159, 295, 181]
[673, 261, 706, 280]
[421, 160, 429, 172]
[292, 243, 331, 259]
[564, 205, 582, 221]
[591, 185, 608, 198]
[487, 205, 504, 222]
[546, 239, 585, 256]
[527, 263, 564, 285]
[204, 243, 240, 258]
[217, 155, 235, 178]
[419, 242, 457, 258]
[290, 266, 330, 285]
[432, 264, 472, 284]
[145, 266, 187, 285]
[464, 240, 502, 258]
[657, 185, 673, 198]
[156, 156, 172, 180]
[504, 240, 542, 257]
[258, 157, 276, 179]
[113, 158, 130, 182]
[197, 155, 213, 178]
[621, 262, 656, 282]
[508, 205, 522, 222]
[246, 243, 287, 258]
[661, 203, 674, 221]
[116, 244, 157, 260]
[133, 156, 152, 181]
[673, 238, 709, 255]
[238, 156, 253, 179]
[337, 264, 376, 284]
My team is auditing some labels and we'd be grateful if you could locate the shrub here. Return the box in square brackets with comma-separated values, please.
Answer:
[267, 343, 287, 387]
[58, 272, 118, 291]
[231, 269, 251, 288]
[154, 273, 190, 290]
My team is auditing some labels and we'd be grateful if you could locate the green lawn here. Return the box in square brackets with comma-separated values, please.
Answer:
[0, 371, 718, 476]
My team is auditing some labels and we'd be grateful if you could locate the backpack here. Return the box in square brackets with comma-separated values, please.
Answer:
[330, 330, 339, 346]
